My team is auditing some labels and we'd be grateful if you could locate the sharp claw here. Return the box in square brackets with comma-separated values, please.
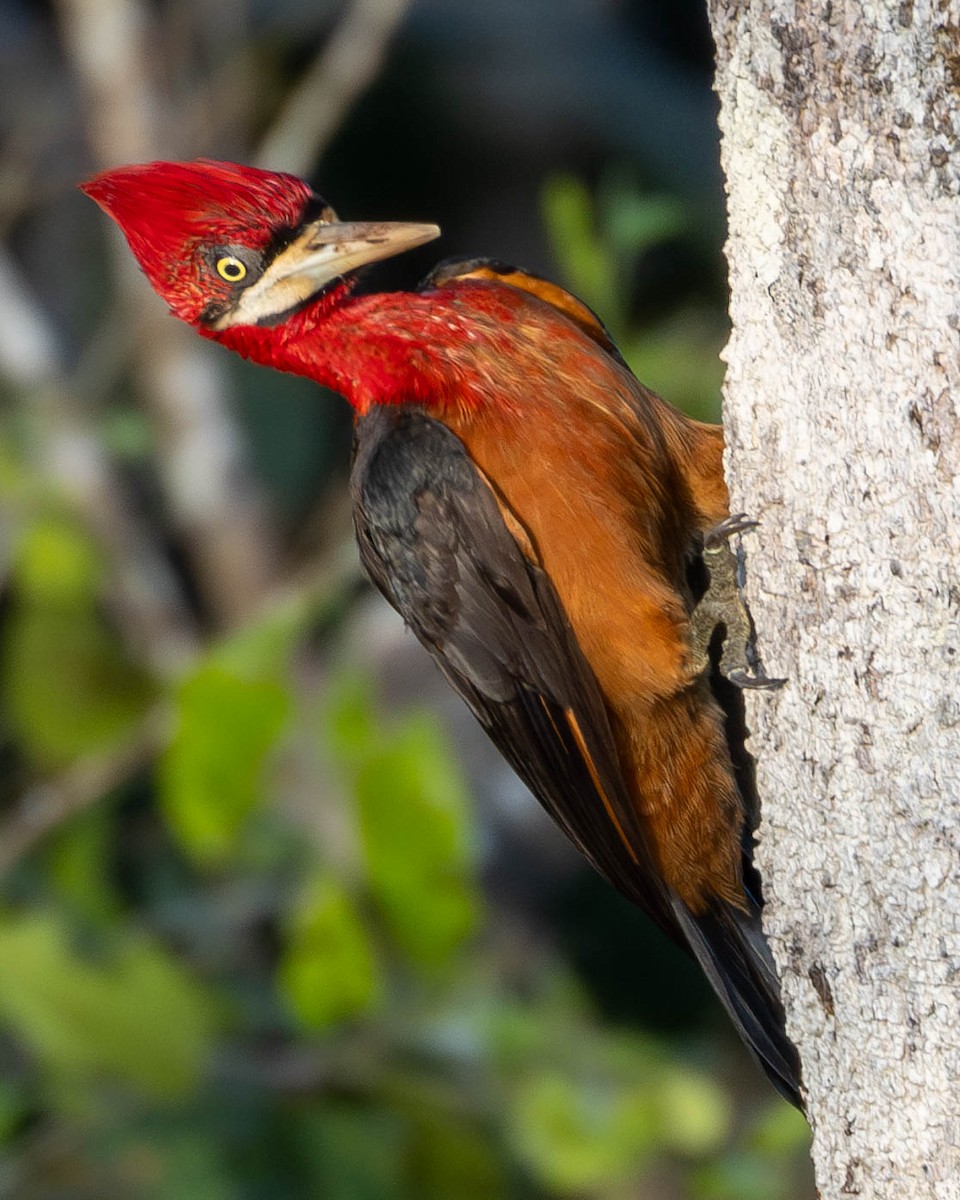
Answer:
[703, 513, 759, 549]
[727, 669, 787, 691]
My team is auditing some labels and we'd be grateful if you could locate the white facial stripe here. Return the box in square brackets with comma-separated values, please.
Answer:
[213, 220, 440, 329]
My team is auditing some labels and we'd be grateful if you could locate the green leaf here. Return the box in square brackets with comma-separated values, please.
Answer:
[159, 664, 289, 864]
[324, 670, 378, 764]
[653, 1068, 730, 1154]
[211, 600, 305, 681]
[299, 1105, 408, 1200]
[0, 912, 212, 1098]
[541, 175, 613, 320]
[100, 407, 155, 460]
[14, 515, 99, 604]
[748, 1099, 811, 1154]
[0, 1078, 27, 1145]
[4, 605, 153, 767]
[3, 519, 153, 767]
[355, 714, 479, 969]
[408, 1108, 506, 1200]
[138, 1131, 235, 1200]
[620, 311, 725, 422]
[46, 807, 119, 923]
[540, 172, 727, 421]
[601, 188, 687, 258]
[87, 1122, 236, 1200]
[279, 874, 380, 1029]
[693, 1151, 793, 1200]
[320, 672, 481, 970]
[508, 1069, 655, 1193]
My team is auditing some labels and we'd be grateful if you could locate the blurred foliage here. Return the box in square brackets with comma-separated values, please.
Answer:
[0, 604, 813, 1194]
[0, 914, 212, 1098]
[0, 0, 814, 1195]
[542, 172, 727, 421]
[4, 515, 154, 767]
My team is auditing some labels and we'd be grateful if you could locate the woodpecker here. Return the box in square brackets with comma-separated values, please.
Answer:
[83, 160, 801, 1107]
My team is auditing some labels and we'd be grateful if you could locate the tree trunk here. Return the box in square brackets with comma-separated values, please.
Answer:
[707, 3, 960, 1196]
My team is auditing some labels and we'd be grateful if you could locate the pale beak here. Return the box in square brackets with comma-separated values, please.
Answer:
[215, 218, 441, 329]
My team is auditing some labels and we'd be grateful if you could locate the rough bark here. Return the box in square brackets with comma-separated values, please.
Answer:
[707, 3, 960, 1197]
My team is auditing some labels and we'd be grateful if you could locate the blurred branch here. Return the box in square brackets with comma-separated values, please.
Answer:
[0, 246, 200, 671]
[0, 707, 170, 878]
[55, 0, 283, 628]
[255, 0, 412, 177]
[53, 0, 159, 163]
[133, 321, 282, 626]
[0, 251, 61, 386]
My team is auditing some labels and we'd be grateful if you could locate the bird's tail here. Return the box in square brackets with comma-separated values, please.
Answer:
[670, 896, 804, 1109]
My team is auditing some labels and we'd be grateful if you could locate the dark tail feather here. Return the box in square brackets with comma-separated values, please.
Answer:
[670, 897, 804, 1109]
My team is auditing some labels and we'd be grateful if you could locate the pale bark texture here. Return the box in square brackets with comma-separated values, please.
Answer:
[707, 3, 960, 1197]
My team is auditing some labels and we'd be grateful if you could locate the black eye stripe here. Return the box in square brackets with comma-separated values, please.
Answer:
[258, 193, 336, 266]
[301, 194, 336, 225]
[198, 193, 337, 327]
[204, 193, 334, 282]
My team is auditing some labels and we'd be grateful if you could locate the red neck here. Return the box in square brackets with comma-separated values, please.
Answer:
[204, 281, 527, 419]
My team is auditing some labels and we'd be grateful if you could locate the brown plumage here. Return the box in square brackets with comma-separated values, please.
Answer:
[81, 160, 802, 1107]
[406, 263, 742, 911]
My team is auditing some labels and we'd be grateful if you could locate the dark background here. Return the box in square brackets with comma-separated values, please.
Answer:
[0, 1, 813, 1195]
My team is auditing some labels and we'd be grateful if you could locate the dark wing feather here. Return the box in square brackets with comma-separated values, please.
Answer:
[350, 405, 802, 1109]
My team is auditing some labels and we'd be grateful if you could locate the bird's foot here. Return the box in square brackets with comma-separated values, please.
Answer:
[703, 513, 759, 548]
[689, 514, 785, 690]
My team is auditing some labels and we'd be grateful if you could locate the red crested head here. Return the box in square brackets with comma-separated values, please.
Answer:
[81, 159, 440, 335]
[81, 160, 317, 324]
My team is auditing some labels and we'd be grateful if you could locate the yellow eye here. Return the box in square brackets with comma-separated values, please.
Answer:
[216, 256, 247, 283]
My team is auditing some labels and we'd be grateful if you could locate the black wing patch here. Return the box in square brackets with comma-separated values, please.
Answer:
[349, 405, 802, 1109]
[350, 405, 673, 932]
